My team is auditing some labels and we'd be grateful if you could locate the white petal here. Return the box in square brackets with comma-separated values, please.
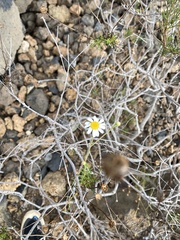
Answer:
[87, 117, 93, 122]
[84, 122, 90, 128]
[100, 123, 106, 129]
[87, 128, 92, 134]
[98, 128, 104, 134]
[99, 118, 105, 123]
[93, 116, 99, 122]
[92, 130, 99, 137]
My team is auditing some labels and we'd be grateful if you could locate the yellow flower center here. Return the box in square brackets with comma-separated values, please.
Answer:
[90, 121, 99, 130]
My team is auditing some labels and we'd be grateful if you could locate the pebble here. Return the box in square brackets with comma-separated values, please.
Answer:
[12, 114, 26, 132]
[18, 40, 30, 53]
[51, 95, 61, 106]
[26, 89, 49, 115]
[4, 117, 13, 130]
[47, 152, 64, 172]
[94, 22, 104, 32]
[34, 122, 49, 136]
[56, 68, 69, 92]
[47, 0, 57, 4]
[0, 118, 6, 138]
[86, 0, 101, 12]
[27, 47, 37, 63]
[0, 141, 16, 155]
[43, 40, 54, 50]
[70, 4, 83, 16]
[0, 172, 21, 192]
[34, 27, 49, 40]
[42, 171, 66, 197]
[48, 5, 70, 23]
[52, 45, 69, 56]
[81, 14, 95, 27]
[18, 86, 27, 102]
[18, 53, 30, 62]
[0, 84, 18, 106]
[65, 88, 77, 102]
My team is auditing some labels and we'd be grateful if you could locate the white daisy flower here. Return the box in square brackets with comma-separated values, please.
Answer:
[84, 116, 106, 138]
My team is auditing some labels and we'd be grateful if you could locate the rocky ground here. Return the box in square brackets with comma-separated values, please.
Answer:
[0, 0, 180, 239]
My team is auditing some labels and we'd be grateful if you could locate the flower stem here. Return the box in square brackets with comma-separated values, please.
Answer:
[84, 137, 94, 163]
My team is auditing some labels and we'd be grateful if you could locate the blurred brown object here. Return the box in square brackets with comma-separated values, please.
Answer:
[101, 152, 129, 181]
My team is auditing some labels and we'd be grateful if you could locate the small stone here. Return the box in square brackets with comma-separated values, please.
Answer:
[12, 114, 26, 132]
[0, 118, 6, 138]
[48, 5, 70, 23]
[26, 89, 49, 115]
[43, 49, 50, 57]
[65, 88, 77, 102]
[47, 0, 57, 4]
[25, 35, 37, 47]
[0, 85, 18, 106]
[51, 95, 60, 106]
[47, 152, 63, 172]
[18, 40, 30, 53]
[34, 27, 49, 40]
[18, 86, 27, 102]
[5, 106, 17, 115]
[4, 117, 13, 130]
[86, 0, 100, 12]
[43, 40, 54, 50]
[49, 102, 56, 112]
[52, 45, 69, 56]
[27, 47, 37, 62]
[42, 171, 66, 197]
[0, 172, 21, 192]
[70, 4, 83, 16]
[56, 68, 69, 92]
[0, 141, 16, 155]
[18, 53, 30, 62]
[44, 63, 59, 77]
[24, 74, 38, 87]
[81, 14, 94, 27]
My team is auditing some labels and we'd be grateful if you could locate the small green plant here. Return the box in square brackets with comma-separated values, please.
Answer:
[79, 162, 97, 188]
[91, 34, 118, 49]
[0, 227, 12, 240]
[160, 0, 180, 54]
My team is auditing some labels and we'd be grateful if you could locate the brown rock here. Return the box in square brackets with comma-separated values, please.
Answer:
[43, 40, 54, 50]
[42, 171, 66, 197]
[25, 35, 37, 47]
[18, 86, 27, 102]
[27, 47, 37, 63]
[24, 74, 38, 87]
[65, 88, 77, 102]
[4, 117, 13, 130]
[18, 53, 30, 62]
[18, 40, 30, 53]
[70, 4, 83, 16]
[12, 114, 26, 132]
[0, 172, 21, 192]
[48, 5, 70, 23]
[0, 118, 6, 138]
[52, 45, 69, 56]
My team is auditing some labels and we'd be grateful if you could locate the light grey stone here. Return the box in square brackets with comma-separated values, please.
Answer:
[0, 1, 24, 75]
[48, 5, 70, 23]
[14, 0, 33, 14]
[81, 14, 94, 27]
[0, 84, 18, 106]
